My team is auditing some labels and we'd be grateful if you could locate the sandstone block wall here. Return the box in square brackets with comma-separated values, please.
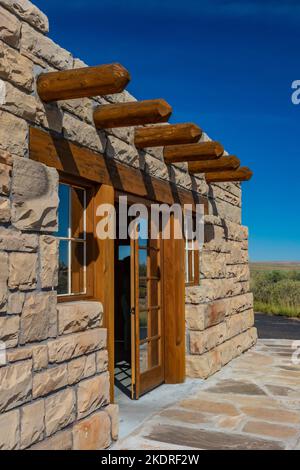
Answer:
[0, 0, 256, 449]
[0, 151, 117, 450]
[185, 215, 257, 378]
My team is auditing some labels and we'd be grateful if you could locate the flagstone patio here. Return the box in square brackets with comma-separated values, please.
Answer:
[114, 339, 300, 450]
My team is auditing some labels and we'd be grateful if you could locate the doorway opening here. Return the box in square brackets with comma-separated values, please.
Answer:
[114, 237, 132, 397]
[114, 200, 165, 400]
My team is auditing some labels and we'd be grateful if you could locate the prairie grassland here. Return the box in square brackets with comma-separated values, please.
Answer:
[250, 262, 300, 318]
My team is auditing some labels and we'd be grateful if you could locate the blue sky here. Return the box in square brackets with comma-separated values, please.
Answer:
[34, 0, 300, 261]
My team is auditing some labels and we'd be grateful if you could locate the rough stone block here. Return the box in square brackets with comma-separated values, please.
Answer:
[0, 315, 19, 348]
[20, 291, 57, 344]
[106, 135, 139, 168]
[0, 161, 12, 196]
[226, 293, 254, 317]
[32, 344, 48, 371]
[0, 148, 13, 165]
[73, 411, 111, 450]
[39, 235, 58, 288]
[201, 251, 227, 279]
[0, 0, 49, 33]
[63, 112, 106, 153]
[96, 349, 108, 373]
[0, 251, 8, 312]
[30, 429, 72, 450]
[226, 310, 254, 340]
[186, 349, 221, 379]
[11, 156, 59, 231]
[6, 346, 32, 363]
[185, 303, 205, 331]
[185, 279, 236, 304]
[7, 291, 25, 314]
[59, 98, 94, 124]
[45, 388, 76, 437]
[186, 300, 228, 332]
[48, 328, 107, 364]
[190, 322, 227, 355]
[211, 185, 241, 207]
[8, 252, 37, 291]
[0, 360, 32, 412]
[33, 364, 68, 398]
[58, 301, 103, 335]
[229, 264, 250, 282]
[209, 198, 241, 224]
[144, 153, 168, 178]
[67, 354, 96, 386]
[0, 409, 19, 449]
[104, 89, 137, 104]
[0, 196, 10, 222]
[0, 227, 38, 252]
[105, 125, 134, 145]
[217, 327, 257, 367]
[0, 110, 28, 157]
[172, 166, 193, 190]
[0, 79, 37, 122]
[21, 23, 72, 69]
[20, 399, 44, 449]
[0, 42, 33, 91]
[0, 5, 21, 47]
[77, 372, 110, 419]
[106, 404, 119, 441]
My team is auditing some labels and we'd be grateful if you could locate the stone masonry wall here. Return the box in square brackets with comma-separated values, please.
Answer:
[0, 150, 118, 450]
[185, 214, 257, 378]
[0, 0, 256, 449]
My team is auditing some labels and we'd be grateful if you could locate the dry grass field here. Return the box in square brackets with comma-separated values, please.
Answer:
[250, 262, 300, 317]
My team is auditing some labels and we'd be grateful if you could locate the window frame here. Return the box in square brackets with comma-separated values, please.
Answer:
[184, 214, 200, 287]
[57, 175, 95, 303]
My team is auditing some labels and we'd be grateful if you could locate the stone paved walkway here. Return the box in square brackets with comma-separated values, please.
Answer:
[115, 339, 300, 450]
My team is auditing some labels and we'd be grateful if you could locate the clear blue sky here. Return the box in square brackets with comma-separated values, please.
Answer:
[34, 0, 300, 261]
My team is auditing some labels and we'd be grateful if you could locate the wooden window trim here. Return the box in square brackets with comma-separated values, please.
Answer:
[57, 174, 96, 303]
[184, 213, 200, 287]
[185, 247, 200, 287]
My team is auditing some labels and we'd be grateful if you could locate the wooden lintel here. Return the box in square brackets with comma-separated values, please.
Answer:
[37, 64, 130, 102]
[164, 141, 224, 164]
[134, 123, 202, 148]
[29, 127, 208, 213]
[94, 99, 172, 129]
[188, 155, 240, 174]
[205, 167, 253, 183]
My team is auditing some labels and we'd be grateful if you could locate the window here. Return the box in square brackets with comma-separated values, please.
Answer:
[185, 216, 200, 286]
[57, 181, 93, 298]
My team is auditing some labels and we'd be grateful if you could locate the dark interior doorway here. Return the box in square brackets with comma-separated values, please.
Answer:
[114, 230, 132, 397]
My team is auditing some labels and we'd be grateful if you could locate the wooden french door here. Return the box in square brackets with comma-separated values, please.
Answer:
[130, 213, 164, 399]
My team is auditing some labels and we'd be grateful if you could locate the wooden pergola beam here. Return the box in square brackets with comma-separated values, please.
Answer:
[37, 63, 130, 102]
[94, 99, 172, 129]
[164, 141, 224, 164]
[205, 167, 253, 183]
[188, 155, 240, 174]
[135, 123, 202, 148]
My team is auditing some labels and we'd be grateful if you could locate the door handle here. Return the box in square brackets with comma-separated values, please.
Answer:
[130, 307, 135, 315]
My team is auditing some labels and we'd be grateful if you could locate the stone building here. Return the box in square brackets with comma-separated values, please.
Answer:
[0, 0, 256, 450]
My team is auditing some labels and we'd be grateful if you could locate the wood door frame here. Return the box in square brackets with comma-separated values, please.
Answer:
[29, 127, 205, 402]
[130, 211, 165, 399]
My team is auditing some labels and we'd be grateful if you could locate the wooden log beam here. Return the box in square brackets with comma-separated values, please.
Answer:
[94, 99, 172, 129]
[37, 63, 130, 102]
[205, 167, 253, 183]
[29, 127, 208, 212]
[164, 141, 224, 164]
[135, 123, 202, 148]
[188, 155, 240, 174]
